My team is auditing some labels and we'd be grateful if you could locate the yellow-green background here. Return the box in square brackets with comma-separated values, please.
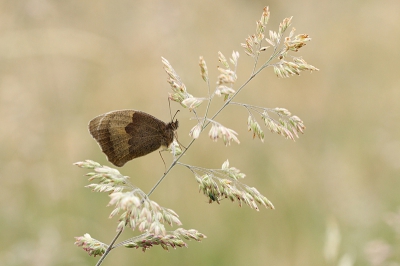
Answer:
[1, 1, 399, 265]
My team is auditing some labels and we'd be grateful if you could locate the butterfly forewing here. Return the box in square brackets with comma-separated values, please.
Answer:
[88, 109, 177, 167]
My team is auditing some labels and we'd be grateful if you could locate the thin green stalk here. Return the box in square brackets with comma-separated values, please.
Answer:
[202, 76, 212, 129]
[147, 137, 196, 197]
[95, 227, 124, 266]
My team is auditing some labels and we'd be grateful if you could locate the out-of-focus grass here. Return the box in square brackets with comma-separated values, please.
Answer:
[1, 1, 399, 265]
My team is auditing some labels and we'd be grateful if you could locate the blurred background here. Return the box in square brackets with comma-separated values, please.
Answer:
[1, 0, 399, 265]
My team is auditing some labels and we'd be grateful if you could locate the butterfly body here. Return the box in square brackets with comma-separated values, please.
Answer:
[88, 110, 178, 167]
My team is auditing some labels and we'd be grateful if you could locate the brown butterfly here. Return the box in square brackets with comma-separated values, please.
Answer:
[88, 110, 178, 167]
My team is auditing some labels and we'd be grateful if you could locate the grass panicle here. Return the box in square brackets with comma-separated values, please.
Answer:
[75, 7, 318, 265]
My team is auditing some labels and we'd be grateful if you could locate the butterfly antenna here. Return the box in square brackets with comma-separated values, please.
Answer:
[168, 97, 180, 122]
[172, 110, 180, 121]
